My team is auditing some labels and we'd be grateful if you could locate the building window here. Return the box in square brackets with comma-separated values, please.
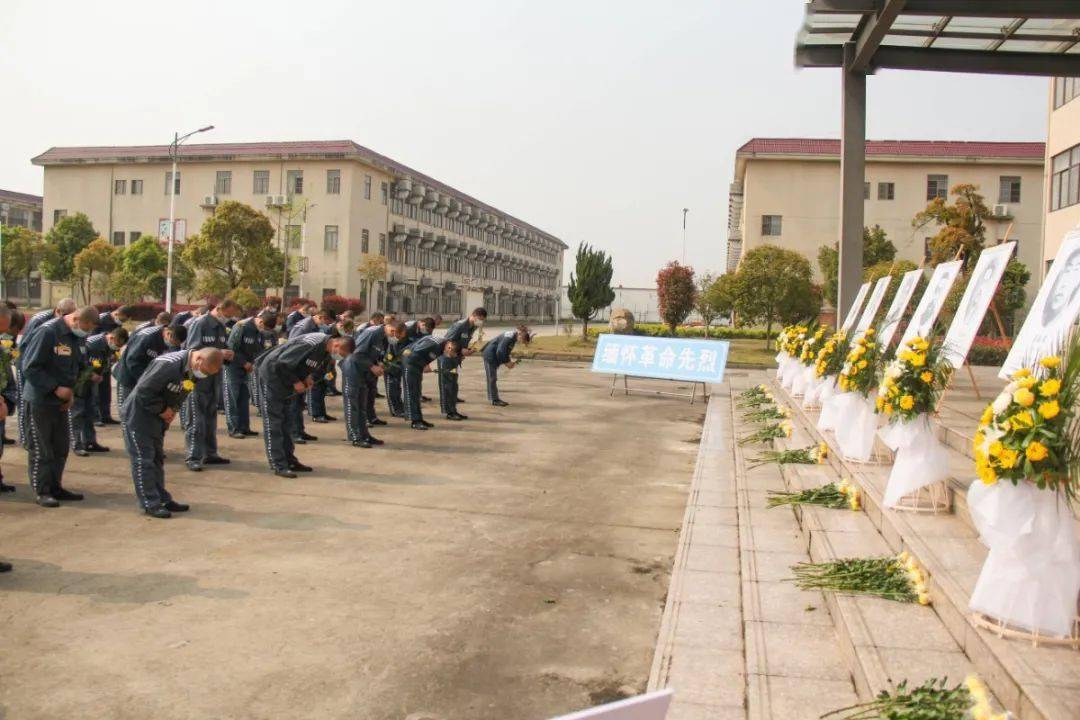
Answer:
[215, 170, 232, 195]
[1054, 77, 1080, 109]
[361, 229, 369, 253]
[997, 176, 1021, 204]
[381, 182, 388, 205]
[877, 182, 894, 200]
[324, 225, 339, 252]
[286, 224, 301, 250]
[131, 179, 143, 195]
[287, 170, 303, 196]
[364, 174, 372, 200]
[253, 170, 270, 195]
[322, 288, 336, 297]
[863, 181, 870, 200]
[165, 171, 181, 196]
[761, 215, 782, 236]
[924, 237, 933, 262]
[327, 169, 341, 195]
[926, 174, 948, 201]
[129, 231, 141, 243]
[53, 209, 67, 224]
[379, 233, 386, 255]
[1050, 145, 1080, 212]
[112, 231, 126, 246]
[114, 179, 127, 195]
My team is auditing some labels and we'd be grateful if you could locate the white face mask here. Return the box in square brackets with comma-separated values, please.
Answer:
[192, 368, 208, 379]
[388, 337, 399, 345]
[474, 319, 485, 328]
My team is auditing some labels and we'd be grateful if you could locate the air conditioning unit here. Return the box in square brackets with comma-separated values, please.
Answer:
[265, 194, 287, 208]
[992, 204, 1011, 218]
[203, 194, 218, 207]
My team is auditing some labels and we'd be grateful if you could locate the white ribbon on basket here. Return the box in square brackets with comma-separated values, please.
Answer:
[774, 352, 787, 381]
[817, 383, 844, 432]
[833, 392, 878, 462]
[812, 375, 837, 412]
[968, 480, 1080, 639]
[790, 364, 813, 398]
[802, 371, 825, 409]
[879, 414, 951, 507]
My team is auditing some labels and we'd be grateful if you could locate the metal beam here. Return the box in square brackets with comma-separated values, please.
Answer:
[807, 0, 879, 13]
[795, 44, 845, 68]
[838, 43, 866, 329]
[807, 26, 1080, 44]
[923, 16, 952, 47]
[873, 45, 1080, 75]
[851, 0, 906, 71]
[896, 1, 1080, 18]
[987, 17, 1026, 51]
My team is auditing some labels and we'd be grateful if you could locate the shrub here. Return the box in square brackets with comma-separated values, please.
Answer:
[968, 336, 1010, 367]
[94, 301, 121, 313]
[586, 323, 775, 341]
[320, 295, 365, 316]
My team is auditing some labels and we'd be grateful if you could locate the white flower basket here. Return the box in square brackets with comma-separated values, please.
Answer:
[833, 392, 881, 463]
[880, 413, 952, 511]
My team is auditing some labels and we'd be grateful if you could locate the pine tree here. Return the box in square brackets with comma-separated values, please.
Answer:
[567, 243, 615, 340]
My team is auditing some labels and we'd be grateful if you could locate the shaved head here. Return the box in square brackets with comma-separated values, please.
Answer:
[56, 298, 76, 316]
[192, 347, 225, 375]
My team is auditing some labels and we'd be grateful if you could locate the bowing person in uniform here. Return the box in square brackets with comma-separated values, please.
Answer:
[402, 335, 460, 430]
[443, 307, 486, 403]
[0, 308, 24, 493]
[122, 348, 224, 519]
[93, 305, 132, 426]
[181, 299, 239, 471]
[21, 306, 99, 507]
[225, 310, 277, 439]
[115, 323, 186, 408]
[133, 311, 172, 334]
[353, 319, 404, 429]
[284, 300, 315, 336]
[339, 338, 386, 449]
[288, 307, 336, 434]
[255, 332, 354, 478]
[0, 305, 15, 572]
[17, 298, 77, 446]
[482, 325, 531, 407]
[72, 327, 129, 456]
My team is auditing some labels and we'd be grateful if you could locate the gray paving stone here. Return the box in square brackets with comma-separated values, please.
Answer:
[745, 620, 852, 680]
[743, 580, 832, 627]
[673, 601, 744, 652]
[740, 551, 806, 584]
[679, 569, 741, 607]
[685, 541, 739, 574]
[746, 674, 858, 720]
[668, 700, 745, 720]
[689, 522, 739, 549]
[694, 506, 739, 527]
[666, 646, 745, 707]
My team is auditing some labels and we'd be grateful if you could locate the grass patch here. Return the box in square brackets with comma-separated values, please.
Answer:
[516, 334, 774, 368]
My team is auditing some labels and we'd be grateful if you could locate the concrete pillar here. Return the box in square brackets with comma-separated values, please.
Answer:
[839, 42, 866, 328]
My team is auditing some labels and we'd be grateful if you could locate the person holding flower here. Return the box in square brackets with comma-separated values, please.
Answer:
[72, 327, 129, 457]
[181, 300, 240, 472]
[121, 347, 225, 518]
[481, 325, 532, 408]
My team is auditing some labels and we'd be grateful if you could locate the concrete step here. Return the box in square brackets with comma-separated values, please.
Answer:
[769, 377, 1080, 720]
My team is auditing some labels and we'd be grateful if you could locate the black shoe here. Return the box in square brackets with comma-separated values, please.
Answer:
[367, 436, 385, 446]
[390, 411, 405, 418]
[291, 436, 307, 445]
[36, 495, 60, 508]
[2, 437, 14, 445]
[242, 430, 259, 437]
[0, 480, 14, 493]
[73, 448, 90, 457]
[102, 418, 121, 426]
[86, 443, 110, 453]
[93, 421, 105, 428]
[351, 439, 373, 448]
[145, 505, 172, 519]
[456, 397, 466, 404]
[186, 462, 203, 472]
[452, 412, 468, 420]
[54, 488, 84, 502]
[421, 420, 435, 428]
[289, 461, 313, 473]
[446, 414, 461, 421]
[311, 416, 330, 424]
[421, 395, 432, 402]
[375, 392, 385, 398]
[300, 432, 318, 441]
[229, 431, 246, 439]
[0, 561, 11, 572]
[410, 421, 429, 431]
[275, 469, 298, 479]
[203, 456, 230, 465]
[165, 500, 190, 512]
[368, 418, 387, 427]
[322, 414, 336, 422]
[492, 400, 509, 407]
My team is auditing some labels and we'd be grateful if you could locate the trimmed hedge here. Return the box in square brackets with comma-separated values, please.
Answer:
[587, 323, 774, 341]
[967, 336, 1010, 367]
[320, 295, 365, 316]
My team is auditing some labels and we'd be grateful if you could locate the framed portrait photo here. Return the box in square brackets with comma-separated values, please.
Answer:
[940, 241, 1016, 369]
[853, 275, 891, 339]
[899, 260, 963, 348]
[839, 282, 871, 332]
[878, 268, 923, 348]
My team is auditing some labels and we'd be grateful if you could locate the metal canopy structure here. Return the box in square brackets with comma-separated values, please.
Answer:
[793, 0, 1080, 323]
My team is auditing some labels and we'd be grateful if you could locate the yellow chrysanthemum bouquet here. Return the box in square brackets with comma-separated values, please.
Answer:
[875, 336, 953, 422]
[974, 352, 1076, 499]
[814, 329, 850, 381]
[837, 329, 881, 397]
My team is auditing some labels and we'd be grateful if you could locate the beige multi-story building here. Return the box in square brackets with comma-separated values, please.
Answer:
[727, 139, 1046, 293]
[0, 188, 43, 232]
[1043, 78, 1080, 276]
[32, 140, 566, 321]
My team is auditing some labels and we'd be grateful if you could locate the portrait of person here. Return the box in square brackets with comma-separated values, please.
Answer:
[961, 257, 1002, 332]
[879, 270, 920, 345]
[1041, 245, 1080, 328]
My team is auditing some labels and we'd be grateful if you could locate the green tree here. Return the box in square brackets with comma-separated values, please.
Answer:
[357, 253, 388, 313]
[566, 242, 615, 339]
[72, 239, 120, 302]
[732, 245, 820, 347]
[226, 286, 261, 312]
[657, 261, 696, 335]
[694, 273, 720, 336]
[181, 201, 285, 297]
[818, 225, 897, 307]
[996, 259, 1031, 336]
[41, 213, 98, 287]
[1, 225, 47, 299]
[913, 183, 990, 269]
[108, 235, 195, 302]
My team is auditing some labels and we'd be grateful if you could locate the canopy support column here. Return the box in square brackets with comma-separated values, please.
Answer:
[838, 41, 866, 327]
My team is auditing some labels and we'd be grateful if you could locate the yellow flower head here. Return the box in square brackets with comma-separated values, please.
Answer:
[1026, 441, 1049, 463]
[1008, 411, 1035, 431]
[997, 447, 1020, 469]
[979, 405, 994, 425]
[1017, 376, 1038, 390]
[1038, 400, 1060, 420]
[0, 339, 12, 349]
[1040, 355, 1062, 370]
[1012, 368, 1032, 379]
[909, 353, 926, 368]
[917, 592, 931, 606]
[11, 349, 19, 359]
[1012, 388, 1035, 408]
[884, 402, 894, 414]
[920, 371, 934, 384]
[181, 379, 196, 392]
[977, 464, 997, 485]
[1040, 378, 1061, 397]
[91, 359, 102, 369]
[899, 395, 915, 411]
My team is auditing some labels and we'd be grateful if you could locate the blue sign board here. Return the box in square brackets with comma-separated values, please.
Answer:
[590, 334, 729, 384]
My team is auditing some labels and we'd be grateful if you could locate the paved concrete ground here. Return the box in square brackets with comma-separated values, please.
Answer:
[0, 362, 702, 720]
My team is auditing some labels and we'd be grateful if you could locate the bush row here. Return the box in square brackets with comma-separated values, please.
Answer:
[586, 323, 774, 340]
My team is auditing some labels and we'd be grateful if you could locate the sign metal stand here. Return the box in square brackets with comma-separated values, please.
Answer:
[610, 374, 709, 404]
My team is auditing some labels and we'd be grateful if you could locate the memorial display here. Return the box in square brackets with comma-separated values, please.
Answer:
[939, 242, 1015, 369]
[810, 329, 849, 418]
[832, 329, 883, 462]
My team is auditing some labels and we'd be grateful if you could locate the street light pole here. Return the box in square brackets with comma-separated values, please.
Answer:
[164, 125, 214, 312]
[682, 208, 689, 264]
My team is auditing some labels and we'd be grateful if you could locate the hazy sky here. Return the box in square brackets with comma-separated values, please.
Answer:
[0, 0, 1049, 285]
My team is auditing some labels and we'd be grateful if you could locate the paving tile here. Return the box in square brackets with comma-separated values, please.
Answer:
[685, 541, 739, 574]
[740, 551, 806, 584]
[667, 700, 745, 720]
[666, 646, 745, 707]
[744, 620, 851, 680]
[870, 647, 974, 688]
[673, 601, 744, 652]
[695, 489, 738, 508]
[742, 580, 832, 627]
[853, 595, 961, 651]
[746, 674, 857, 720]
[694, 506, 738, 527]
[679, 569, 741, 607]
[742, 524, 806, 554]
[689, 522, 739, 549]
